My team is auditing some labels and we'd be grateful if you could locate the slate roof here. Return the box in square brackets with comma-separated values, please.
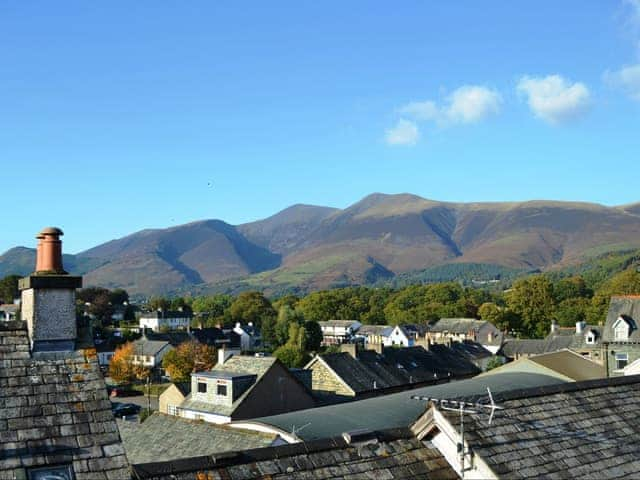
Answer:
[192, 327, 240, 348]
[318, 320, 361, 328]
[437, 375, 640, 479]
[546, 324, 603, 350]
[132, 337, 171, 356]
[603, 296, 640, 342]
[0, 321, 130, 480]
[499, 336, 574, 358]
[429, 318, 486, 334]
[448, 340, 493, 362]
[482, 350, 606, 381]
[118, 413, 277, 464]
[140, 310, 192, 319]
[179, 356, 276, 416]
[357, 324, 393, 336]
[130, 427, 458, 480]
[253, 372, 567, 441]
[315, 345, 480, 394]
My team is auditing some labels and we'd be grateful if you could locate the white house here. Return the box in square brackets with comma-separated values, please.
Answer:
[233, 323, 261, 352]
[0, 304, 18, 322]
[318, 320, 361, 346]
[139, 309, 192, 332]
[131, 337, 173, 368]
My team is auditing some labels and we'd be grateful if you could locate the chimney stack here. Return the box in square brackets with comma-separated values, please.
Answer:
[19, 227, 82, 352]
[550, 320, 559, 334]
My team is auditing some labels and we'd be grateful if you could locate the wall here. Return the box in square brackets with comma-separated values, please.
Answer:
[231, 361, 316, 421]
[22, 288, 76, 343]
[307, 359, 354, 397]
[159, 384, 186, 415]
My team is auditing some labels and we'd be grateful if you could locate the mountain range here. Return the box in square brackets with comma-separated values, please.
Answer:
[3, 193, 640, 297]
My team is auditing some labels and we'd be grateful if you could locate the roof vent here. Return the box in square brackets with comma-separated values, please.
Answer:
[342, 429, 378, 445]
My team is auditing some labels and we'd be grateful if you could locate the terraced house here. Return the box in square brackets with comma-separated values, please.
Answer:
[603, 295, 640, 376]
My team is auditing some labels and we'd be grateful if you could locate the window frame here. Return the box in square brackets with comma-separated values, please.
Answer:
[615, 352, 629, 370]
[197, 381, 208, 394]
[217, 383, 228, 396]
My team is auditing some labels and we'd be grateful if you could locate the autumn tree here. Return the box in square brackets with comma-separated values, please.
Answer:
[108, 342, 150, 384]
[162, 341, 217, 383]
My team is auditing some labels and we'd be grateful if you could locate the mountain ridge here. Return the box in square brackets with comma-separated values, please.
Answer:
[3, 194, 640, 296]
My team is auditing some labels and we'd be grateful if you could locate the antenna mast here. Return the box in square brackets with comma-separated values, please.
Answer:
[411, 387, 503, 479]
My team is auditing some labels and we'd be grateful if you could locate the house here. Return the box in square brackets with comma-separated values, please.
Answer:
[304, 344, 480, 400]
[412, 375, 640, 479]
[131, 335, 173, 368]
[448, 340, 495, 370]
[0, 302, 18, 321]
[602, 295, 640, 376]
[428, 318, 503, 353]
[481, 349, 606, 381]
[545, 319, 604, 363]
[94, 337, 121, 366]
[118, 412, 282, 465]
[356, 324, 393, 345]
[0, 227, 129, 480]
[233, 322, 261, 351]
[174, 351, 315, 423]
[499, 336, 574, 360]
[318, 319, 361, 346]
[159, 382, 191, 415]
[356, 324, 415, 347]
[139, 308, 193, 331]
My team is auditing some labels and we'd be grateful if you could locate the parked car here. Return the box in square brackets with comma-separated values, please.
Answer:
[107, 385, 143, 397]
[111, 403, 141, 417]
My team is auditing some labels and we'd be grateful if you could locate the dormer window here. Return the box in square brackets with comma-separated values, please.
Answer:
[586, 331, 596, 345]
[197, 381, 207, 393]
[615, 324, 629, 341]
[217, 383, 228, 396]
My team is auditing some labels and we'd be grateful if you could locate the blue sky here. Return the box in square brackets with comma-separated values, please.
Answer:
[2, 1, 640, 253]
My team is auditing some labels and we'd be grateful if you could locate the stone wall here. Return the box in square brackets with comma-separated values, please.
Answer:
[308, 360, 354, 397]
[21, 287, 76, 343]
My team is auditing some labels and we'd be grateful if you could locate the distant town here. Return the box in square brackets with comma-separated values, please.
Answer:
[2, 227, 640, 479]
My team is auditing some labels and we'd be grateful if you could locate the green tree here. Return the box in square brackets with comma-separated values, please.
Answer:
[191, 295, 233, 326]
[108, 288, 130, 305]
[273, 323, 309, 368]
[554, 297, 589, 327]
[303, 321, 323, 352]
[148, 296, 171, 311]
[0, 275, 20, 304]
[553, 276, 591, 303]
[506, 275, 555, 337]
[229, 291, 276, 328]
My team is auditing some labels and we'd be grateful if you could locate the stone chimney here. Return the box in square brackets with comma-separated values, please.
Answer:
[218, 346, 235, 365]
[19, 228, 82, 352]
[340, 342, 358, 359]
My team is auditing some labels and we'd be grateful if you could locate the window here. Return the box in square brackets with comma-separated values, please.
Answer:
[197, 381, 207, 393]
[217, 384, 228, 396]
[167, 404, 177, 416]
[194, 414, 204, 421]
[586, 333, 596, 345]
[28, 465, 75, 480]
[616, 353, 629, 370]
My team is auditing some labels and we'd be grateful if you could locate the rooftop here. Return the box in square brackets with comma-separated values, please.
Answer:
[436, 374, 640, 478]
[249, 371, 567, 441]
[0, 321, 129, 479]
[130, 427, 458, 480]
[118, 413, 277, 465]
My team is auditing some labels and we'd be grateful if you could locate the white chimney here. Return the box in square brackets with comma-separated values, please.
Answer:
[576, 321, 586, 334]
[550, 320, 559, 334]
[218, 347, 235, 365]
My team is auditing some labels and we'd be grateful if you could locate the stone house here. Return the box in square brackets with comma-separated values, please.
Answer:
[131, 336, 173, 368]
[427, 318, 503, 353]
[233, 322, 261, 351]
[304, 344, 479, 400]
[602, 295, 640, 376]
[172, 352, 315, 424]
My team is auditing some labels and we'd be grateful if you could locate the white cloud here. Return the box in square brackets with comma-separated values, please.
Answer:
[516, 75, 591, 124]
[385, 119, 419, 146]
[605, 64, 640, 100]
[399, 85, 502, 126]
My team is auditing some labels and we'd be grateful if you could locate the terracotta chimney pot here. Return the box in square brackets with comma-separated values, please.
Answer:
[35, 227, 66, 274]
